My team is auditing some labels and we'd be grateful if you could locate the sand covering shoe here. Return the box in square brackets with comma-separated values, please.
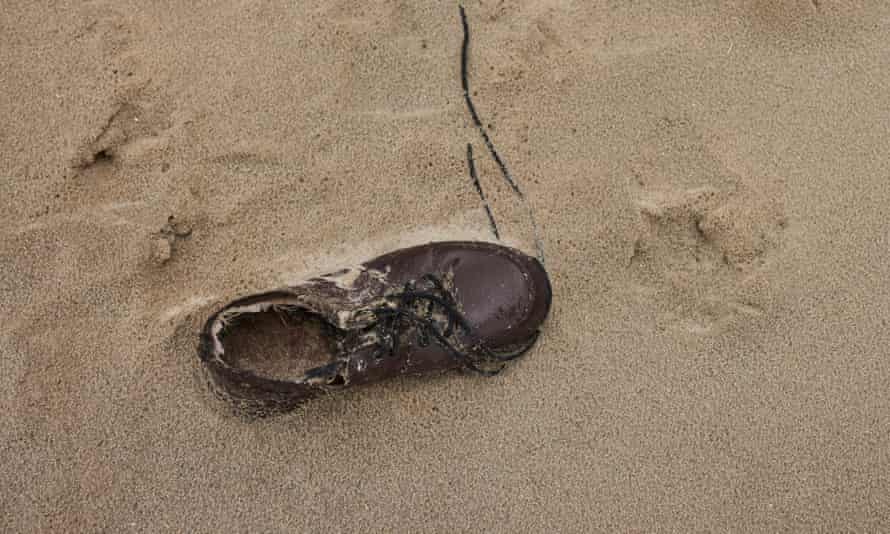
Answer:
[198, 241, 552, 413]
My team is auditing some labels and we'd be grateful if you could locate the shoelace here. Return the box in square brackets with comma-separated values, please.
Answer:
[367, 273, 524, 376]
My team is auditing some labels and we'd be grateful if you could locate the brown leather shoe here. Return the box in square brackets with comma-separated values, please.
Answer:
[198, 241, 552, 413]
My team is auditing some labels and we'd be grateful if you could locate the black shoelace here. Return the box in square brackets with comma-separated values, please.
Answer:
[367, 273, 526, 376]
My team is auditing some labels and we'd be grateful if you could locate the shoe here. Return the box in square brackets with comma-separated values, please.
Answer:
[198, 241, 552, 413]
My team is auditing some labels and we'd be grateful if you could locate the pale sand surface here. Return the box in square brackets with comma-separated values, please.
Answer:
[3, 1, 890, 531]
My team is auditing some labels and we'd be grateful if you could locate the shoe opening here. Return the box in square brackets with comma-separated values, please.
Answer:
[214, 303, 340, 383]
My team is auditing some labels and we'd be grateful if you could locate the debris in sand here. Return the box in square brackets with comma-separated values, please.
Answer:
[150, 215, 192, 265]
[151, 236, 173, 265]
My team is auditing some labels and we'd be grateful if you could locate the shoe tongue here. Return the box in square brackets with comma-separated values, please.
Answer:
[297, 267, 395, 329]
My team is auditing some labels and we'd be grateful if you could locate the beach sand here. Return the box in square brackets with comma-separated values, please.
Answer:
[2, 1, 889, 531]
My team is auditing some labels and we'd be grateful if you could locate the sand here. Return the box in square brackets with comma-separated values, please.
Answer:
[3, 0, 890, 531]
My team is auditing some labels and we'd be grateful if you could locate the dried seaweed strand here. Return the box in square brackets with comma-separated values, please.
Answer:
[458, 5, 545, 264]
[466, 143, 500, 239]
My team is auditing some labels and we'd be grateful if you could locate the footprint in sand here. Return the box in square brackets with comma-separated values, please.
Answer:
[73, 94, 176, 177]
[71, 6, 176, 177]
[628, 115, 786, 334]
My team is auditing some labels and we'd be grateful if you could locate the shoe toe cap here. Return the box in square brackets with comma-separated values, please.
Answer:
[446, 244, 552, 348]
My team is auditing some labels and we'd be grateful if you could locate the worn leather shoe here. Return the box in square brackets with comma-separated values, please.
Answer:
[198, 241, 552, 413]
